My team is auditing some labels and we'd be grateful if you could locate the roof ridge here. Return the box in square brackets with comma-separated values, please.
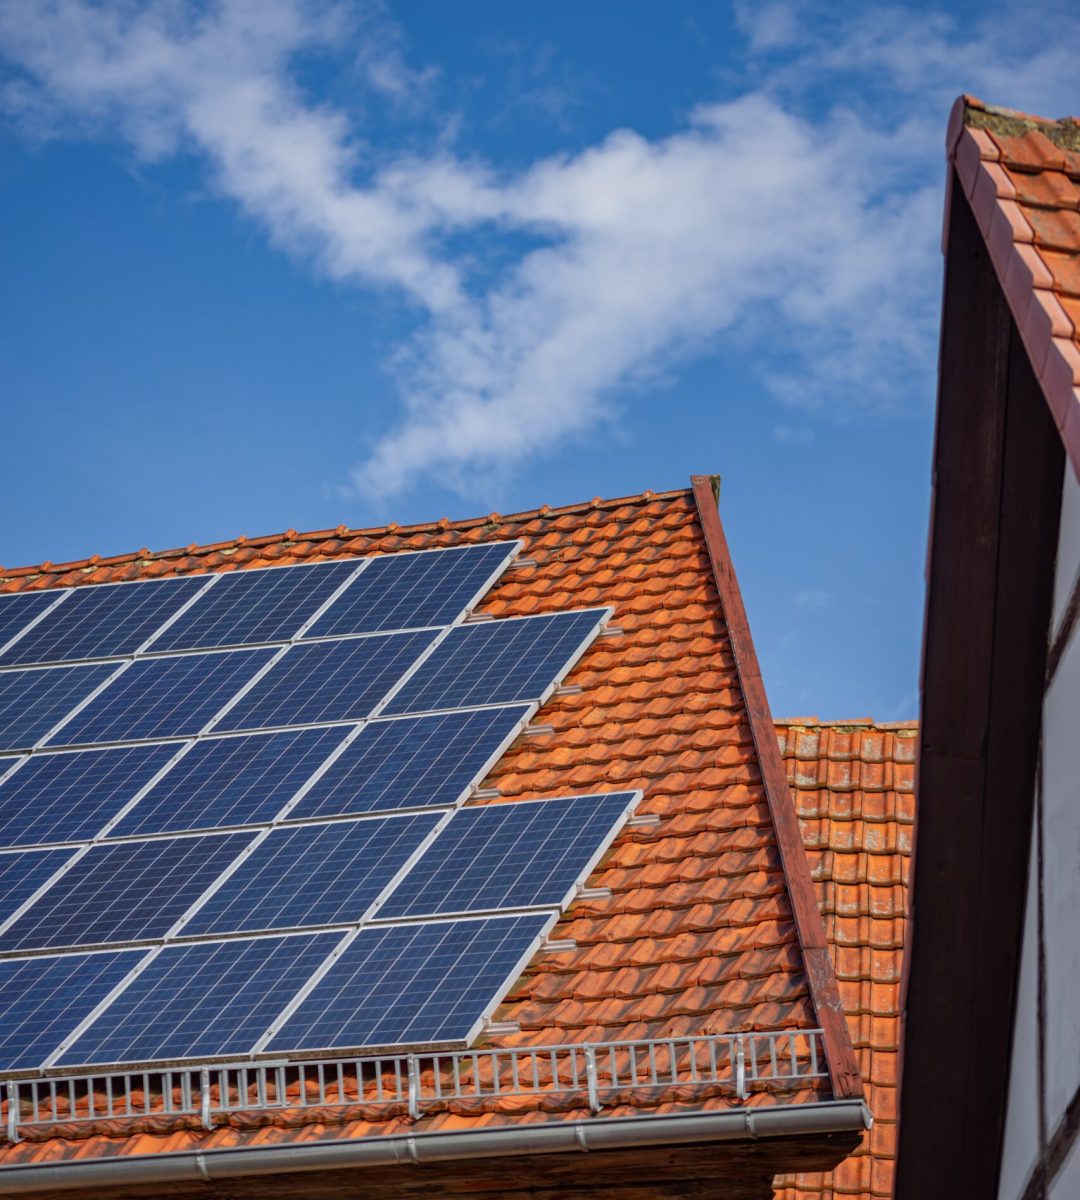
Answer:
[0, 485, 693, 582]
[773, 717, 918, 730]
[962, 94, 1080, 152]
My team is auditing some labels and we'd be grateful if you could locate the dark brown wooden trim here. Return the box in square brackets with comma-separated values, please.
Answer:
[690, 475, 862, 1102]
[895, 179, 1065, 1199]
[1020, 1078, 1080, 1200]
[1046, 567, 1080, 689]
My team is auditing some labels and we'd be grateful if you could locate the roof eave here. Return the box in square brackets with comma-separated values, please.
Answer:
[0, 1100, 871, 1195]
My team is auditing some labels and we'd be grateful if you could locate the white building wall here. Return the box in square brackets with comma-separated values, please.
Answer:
[1049, 1138, 1080, 1200]
[997, 831, 1041, 1200]
[1042, 613, 1080, 1131]
[997, 467, 1080, 1200]
[1051, 468, 1080, 635]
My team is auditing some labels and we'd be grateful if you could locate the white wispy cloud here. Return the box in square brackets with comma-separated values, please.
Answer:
[792, 588, 834, 612]
[1, 1, 1077, 497]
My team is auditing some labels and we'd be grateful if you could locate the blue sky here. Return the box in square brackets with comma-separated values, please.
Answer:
[1, 1, 1077, 720]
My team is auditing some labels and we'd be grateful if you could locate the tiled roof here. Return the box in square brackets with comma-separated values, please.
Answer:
[947, 95, 1080, 478]
[773, 719, 917, 1200]
[0, 484, 860, 1172]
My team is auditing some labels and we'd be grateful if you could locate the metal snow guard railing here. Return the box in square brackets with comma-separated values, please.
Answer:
[2, 1029, 827, 1142]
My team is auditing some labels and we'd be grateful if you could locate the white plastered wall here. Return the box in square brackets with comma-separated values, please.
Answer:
[998, 466, 1080, 1200]
[1041, 590, 1080, 1134]
[997, 830, 1041, 1200]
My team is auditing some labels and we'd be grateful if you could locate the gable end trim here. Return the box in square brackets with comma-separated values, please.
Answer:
[690, 476, 863, 1102]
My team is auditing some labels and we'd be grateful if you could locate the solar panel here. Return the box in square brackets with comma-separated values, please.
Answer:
[0, 744, 179, 847]
[0, 662, 116, 752]
[58, 933, 340, 1067]
[215, 631, 437, 734]
[302, 542, 517, 639]
[0, 577, 208, 667]
[0, 848, 76, 918]
[265, 915, 551, 1052]
[377, 793, 637, 918]
[44, 648, 275, 747]
[381, 610, 606, 715]
[105, 727, 349, 838]
[0, 949, 144, 1071]
[0, 590, 65, 654]
[0, 832, 252, 952]
[182, 813, 440, 937]
[0, 539, 619, 1071]
[148, 560, 361, 653]
[290, 705, 531, 820]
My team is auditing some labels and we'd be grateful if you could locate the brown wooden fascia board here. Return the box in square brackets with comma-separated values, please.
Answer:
[895, 179, 1064, 1200]
[690, 475, 863, 1102]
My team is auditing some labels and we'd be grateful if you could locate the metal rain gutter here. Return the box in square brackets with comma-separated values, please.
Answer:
[0, 1100, 871, 1193]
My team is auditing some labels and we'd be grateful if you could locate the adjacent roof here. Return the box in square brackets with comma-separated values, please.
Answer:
[948, 95, 1080, 477]
[0, 482, 862, 1182]
[774, 720, 916, 1200]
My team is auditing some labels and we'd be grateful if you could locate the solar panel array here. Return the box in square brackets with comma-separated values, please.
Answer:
[0, 544, 638, 1073]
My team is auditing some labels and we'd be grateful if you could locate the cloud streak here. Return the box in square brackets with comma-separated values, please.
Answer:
[1, 1, 1077, 497]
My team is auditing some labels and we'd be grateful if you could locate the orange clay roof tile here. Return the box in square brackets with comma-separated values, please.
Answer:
[772, 718, 917, 1200]
[949, 96, 1080, 479]
[0, 486, 861, 1174]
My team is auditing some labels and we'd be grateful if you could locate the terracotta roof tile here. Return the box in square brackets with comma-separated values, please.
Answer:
[0, 487, 858, 1174]
[949, 96, 1080, 479]
[772, 718, 917, 1200]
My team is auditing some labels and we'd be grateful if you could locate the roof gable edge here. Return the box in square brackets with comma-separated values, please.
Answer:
[689, 476, 864, 1102]
[946, 95, 1080, 483]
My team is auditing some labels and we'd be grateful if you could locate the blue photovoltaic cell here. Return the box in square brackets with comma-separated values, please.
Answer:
[0, 744, 179, 848]
[0, 662, 116, 752]
[184, 813, 440, 937]
[267, 915, 549, 1052]
[149, 560, 361, 653]
[379, 793, 635, 918]
[303, 542, 516, 640]
[0, 950, 144, 1070]
[106, 727, 349, 838]
[0, 847, 77, 918]
[290, 705, 531, 820]
[44, 648, 275, 747]
[0, 832, 251, 952]
[216, 631, 437, 734]
[0, 590, 64, 653]
[382, 610, 604, 716]
[0, 577, 208, 667]
[59, 933, 339, 1066]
